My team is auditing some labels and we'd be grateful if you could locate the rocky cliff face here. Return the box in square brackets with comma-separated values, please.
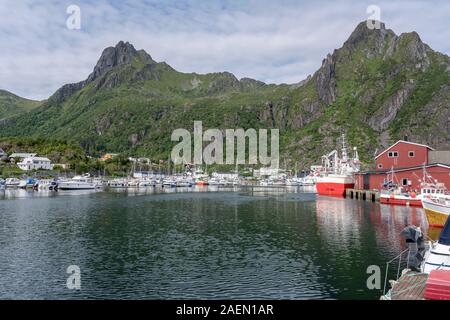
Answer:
[314, 53, 337, 105]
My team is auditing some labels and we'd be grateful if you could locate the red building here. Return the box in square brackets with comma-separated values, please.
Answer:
[375, 141, 433, 170]
[355, 140, 450, 191]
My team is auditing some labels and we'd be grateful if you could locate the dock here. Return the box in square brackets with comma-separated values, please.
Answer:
[382, 271, 428, 300]
[345, 188, 380, 202]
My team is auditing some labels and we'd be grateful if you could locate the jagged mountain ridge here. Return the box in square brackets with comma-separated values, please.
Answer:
[1, 21, 449, 168]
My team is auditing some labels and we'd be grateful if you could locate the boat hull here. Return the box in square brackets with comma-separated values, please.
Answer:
[59, 186, 96, 190]
[316, 175, 354, 197]
[423, 198, 450, 228]
[58, 183, 97, 190]
[316, 182, 354, 197]
[422, 243, 450, 274]
[380, 195, 422, 207]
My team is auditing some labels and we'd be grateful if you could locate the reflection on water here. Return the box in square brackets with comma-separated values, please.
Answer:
[0, 187, 432, 299]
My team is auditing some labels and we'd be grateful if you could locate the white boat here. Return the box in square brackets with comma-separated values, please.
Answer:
[138, 179, 156, 187]
[5, 178, 21, 188]
[208, 178, 220, 186]
[422, 216, 450, 273]
[300, 175, 317, 186]
[381, 223, 450, 300]
[163, 178, 177, 187]
[58, 174, 101, 190]
[270, 179, 286, 186]
[18, 179, 27, 188]
[127, 179, 140, 188]
[286, 178, 300, 186]
[38, 179, 58, 190]
[258, 179, 271, 187]
[176, 178, 194, 187]
[106, 178, 127, 188]
[418, 170, 447, 202]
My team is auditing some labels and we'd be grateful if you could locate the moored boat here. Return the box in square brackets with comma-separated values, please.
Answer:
[58, 174, 101, 190]
[422, 194, 450, 228]
[163, 178, 177, 187]
[195, 179, 208, 186]
[316, 174, 355, 197]
[5, 178, 21, 188]
[315, 134, 360, 197]
[421, 215, 450, 273]
[381, 220, 450, 299]
[107, 178, 128, 188]
[38, 179, 58, 190]
[380, 190, 422, 206]
[379, 168, 422, 206]
[380, 166, 448, 207]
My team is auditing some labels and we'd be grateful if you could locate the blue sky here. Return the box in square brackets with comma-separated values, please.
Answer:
[1, 0, 450, 100]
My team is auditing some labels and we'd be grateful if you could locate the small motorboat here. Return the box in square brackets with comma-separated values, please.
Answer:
[5, 178, 21, 188]
[107, 178, 128, 188]
[58, 174, 101, 190]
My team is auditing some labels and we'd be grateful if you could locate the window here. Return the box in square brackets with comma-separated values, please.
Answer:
[377, 164, 383, 169]
[388, 151, 399, 158]
[408, 151, 415, 157]
[402, 178, 410, 186]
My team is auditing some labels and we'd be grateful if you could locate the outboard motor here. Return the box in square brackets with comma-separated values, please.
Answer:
[400, 226, 426, 271]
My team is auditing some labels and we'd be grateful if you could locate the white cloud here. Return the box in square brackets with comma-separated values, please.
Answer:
[0, 0, 449, 100]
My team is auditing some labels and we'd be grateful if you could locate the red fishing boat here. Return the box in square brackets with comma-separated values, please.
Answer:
[380, 167, 447, 207]
[316, 134, 360, 197]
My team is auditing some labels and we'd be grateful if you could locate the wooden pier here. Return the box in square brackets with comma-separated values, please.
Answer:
[345, 188, 380, 202]
[382, 271, 428, 300]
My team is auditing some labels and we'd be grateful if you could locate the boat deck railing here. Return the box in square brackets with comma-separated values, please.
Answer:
[383, 248, 411, 295]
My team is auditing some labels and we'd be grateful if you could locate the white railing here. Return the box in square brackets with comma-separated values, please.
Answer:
[382, 248, 411, 295]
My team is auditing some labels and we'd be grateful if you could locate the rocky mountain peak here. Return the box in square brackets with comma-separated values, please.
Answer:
[343, 21, 394, 53]
[87, 41, 150, 83]
[49, 42, 157, 104]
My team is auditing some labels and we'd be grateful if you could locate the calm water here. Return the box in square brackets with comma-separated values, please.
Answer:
[0, 186, 429, 299]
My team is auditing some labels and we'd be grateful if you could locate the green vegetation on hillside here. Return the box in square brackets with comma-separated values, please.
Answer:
[0, 90, 40, 119]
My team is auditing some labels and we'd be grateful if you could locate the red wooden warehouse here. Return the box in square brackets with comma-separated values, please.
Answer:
[355, 140, 450, 191]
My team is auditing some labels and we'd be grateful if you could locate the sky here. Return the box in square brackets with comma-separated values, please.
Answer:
[1, 0, 450, 100]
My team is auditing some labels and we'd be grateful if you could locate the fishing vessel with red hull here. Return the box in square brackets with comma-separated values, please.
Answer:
[316, 135, 360, 197]
[316, 175, 356, 197]
[380, 167, 447, 207]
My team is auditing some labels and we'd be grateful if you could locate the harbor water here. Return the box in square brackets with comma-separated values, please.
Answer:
[0, 186, 430, 299]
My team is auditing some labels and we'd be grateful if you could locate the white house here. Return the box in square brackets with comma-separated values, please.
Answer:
[9, 153, 37, 162]
[17, 156, 53, 171]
